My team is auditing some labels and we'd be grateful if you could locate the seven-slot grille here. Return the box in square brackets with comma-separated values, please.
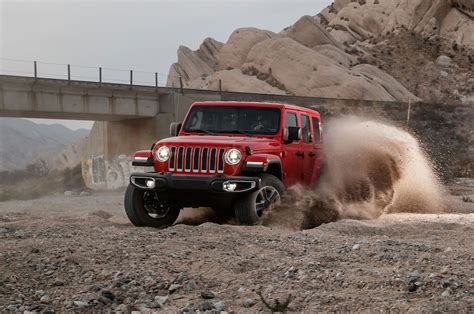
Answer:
[168, 146, 226, 173]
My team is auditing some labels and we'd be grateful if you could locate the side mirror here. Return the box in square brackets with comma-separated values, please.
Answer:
[170, 122, 182, 137]
[283, 126, 301, 143]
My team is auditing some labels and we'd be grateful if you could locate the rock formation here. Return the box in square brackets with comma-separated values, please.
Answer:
[166, 38, 223, 88]
[321, 0, 474, 49]
[167, 0, 473, 104]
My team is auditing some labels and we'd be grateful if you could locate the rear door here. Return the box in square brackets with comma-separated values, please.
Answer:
[281, 110, 303, 186]
[310, 115, 323, 185]
[300, 113, 318, 185]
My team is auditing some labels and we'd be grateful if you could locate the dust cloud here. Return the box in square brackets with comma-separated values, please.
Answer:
[263, 116, 446, 230]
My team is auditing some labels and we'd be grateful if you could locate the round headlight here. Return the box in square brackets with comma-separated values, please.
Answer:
[155, 146, 170, 162]
[225, 148, 242, 165]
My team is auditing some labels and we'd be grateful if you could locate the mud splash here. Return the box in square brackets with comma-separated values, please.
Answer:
[263, 116, 445, 230]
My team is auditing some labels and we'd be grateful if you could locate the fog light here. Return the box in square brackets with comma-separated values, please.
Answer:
[223, 181, 237, 192]
[145, 179, 155, 188]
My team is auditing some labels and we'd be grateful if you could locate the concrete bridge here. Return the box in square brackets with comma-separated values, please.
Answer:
[0, 74, 201, 120]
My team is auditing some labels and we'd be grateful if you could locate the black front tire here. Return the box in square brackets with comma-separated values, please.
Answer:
[124, 184, 180, 228]
[234, 174, 285, 225]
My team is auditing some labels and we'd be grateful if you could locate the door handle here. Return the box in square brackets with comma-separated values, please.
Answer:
[308, 152, 316, 157]
[296, 151, 304, 157]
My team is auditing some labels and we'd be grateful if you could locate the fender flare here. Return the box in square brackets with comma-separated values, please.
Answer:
[132, 150, 153, 167]
[242, 154, 283, 179]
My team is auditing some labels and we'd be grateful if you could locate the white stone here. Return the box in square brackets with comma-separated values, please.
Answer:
[437, 56, 452, 68]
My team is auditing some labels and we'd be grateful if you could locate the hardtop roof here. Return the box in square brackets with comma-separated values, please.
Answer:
[191, 101, 320, 116]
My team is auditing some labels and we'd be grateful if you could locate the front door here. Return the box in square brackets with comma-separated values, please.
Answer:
[281, 111, 303, 187]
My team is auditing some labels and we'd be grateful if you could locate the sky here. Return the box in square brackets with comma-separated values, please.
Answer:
[1, 0, 331, 130]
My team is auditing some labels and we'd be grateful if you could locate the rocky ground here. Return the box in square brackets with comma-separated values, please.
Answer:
[0, 181, 473, 312]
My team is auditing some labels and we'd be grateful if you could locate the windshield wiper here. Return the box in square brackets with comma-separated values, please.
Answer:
[190, 129, 217, 135]
[226, 130, 253, 136]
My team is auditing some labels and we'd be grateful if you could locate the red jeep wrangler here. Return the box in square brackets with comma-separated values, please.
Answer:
[125, 101, 323, 227]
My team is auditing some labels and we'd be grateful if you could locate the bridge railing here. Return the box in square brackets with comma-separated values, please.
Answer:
[0, 57, 178, 88]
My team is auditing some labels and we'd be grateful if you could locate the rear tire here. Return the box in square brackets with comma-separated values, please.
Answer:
[124, 184, 180, 228]
[234, 174, 284, 225]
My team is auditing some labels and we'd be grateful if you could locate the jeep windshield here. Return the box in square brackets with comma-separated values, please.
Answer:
[183, 106, 281, 135]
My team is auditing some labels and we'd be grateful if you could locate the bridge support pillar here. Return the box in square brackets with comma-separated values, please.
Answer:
[80, 91, 222, 190]
[81, 113, 174, 190]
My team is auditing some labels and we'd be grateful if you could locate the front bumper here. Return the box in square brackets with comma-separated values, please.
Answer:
[130, 172, 261, 193]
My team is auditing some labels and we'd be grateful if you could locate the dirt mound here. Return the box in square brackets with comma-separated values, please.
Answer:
[264, 117, 445, 230]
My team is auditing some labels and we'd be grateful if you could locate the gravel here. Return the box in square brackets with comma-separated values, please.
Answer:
[0, 192, 472, 311]
[200, 291, 215, 299]
[243, 298, 257, 308]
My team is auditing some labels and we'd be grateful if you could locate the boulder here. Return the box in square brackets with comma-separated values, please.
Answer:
[217, 28, 276, 70]
[166, 37, 223, 87]
[451, 0, 474, 18]
[166, 63, 185, 88]
[242, 37, 416, 101]
[196, 38, 223, 71]
[440, 8, 474, 48]
[334, 0, 353, 12]
[313, 44, 357, 68]
[176, 46, 214, 80]
[413, 0, 451, 35]
[329, 28, 358, 45]
[325, 0, 469, 45]
[351, 64, 419, 102]
[165, 0, 471, 103]
[436, 55, 452, 67]
[186, 69, 286, 95]
[329, 1, 389, 39]
[286, 15, 342, 49]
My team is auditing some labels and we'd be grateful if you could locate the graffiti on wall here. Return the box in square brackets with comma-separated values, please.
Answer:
[84, 154, 152, 190]
[90, 155, 106, 185]
[105, 154, 134, 190]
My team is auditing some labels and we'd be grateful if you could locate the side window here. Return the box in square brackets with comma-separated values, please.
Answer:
[187, 111, 203, 130]
[301, 114, 311, 143]
[285, 112, 298, 127]
[312, 117, 321, 143]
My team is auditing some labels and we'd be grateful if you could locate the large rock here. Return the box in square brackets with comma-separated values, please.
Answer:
[166, 38, 223, 87]
[242, 37, 417, 101]
[177, 45, 214, 79]
[286, 15, 342, 49]
[351, 64, 420, 102]
[217, 28, 276, 70]
[196, 38, 223, 71]
[440, 7, 474, 48]
[334, 0, 352, 12]
[324, 0, 473, 49]
[451, 0, 474, 18]
[166, 63, 185, 88]
[313, 44, 357, 68]
[165, 0, 470, 103]
[186, 69, 286, 95]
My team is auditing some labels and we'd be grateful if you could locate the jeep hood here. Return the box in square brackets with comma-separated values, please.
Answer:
[157, 135, 279, 147]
